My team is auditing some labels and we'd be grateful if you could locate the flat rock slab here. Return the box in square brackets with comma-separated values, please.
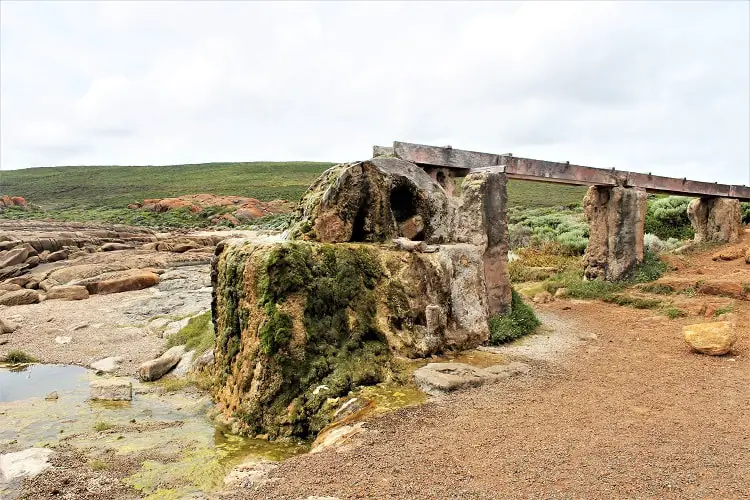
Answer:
[46, 285, 89, 301]
[0, 448, 54, 483]
[0, 289, 40, 306]
[90, 356, 124, 373]
[414, 361, 531, 396]
[90, 378, 133, 401]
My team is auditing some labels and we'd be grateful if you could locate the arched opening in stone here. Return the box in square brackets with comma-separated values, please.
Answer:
[390, 183, 418, 223]
[350, 204, 368, 242]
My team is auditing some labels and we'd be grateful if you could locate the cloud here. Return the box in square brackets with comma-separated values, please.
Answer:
[1, 1, 748, 186]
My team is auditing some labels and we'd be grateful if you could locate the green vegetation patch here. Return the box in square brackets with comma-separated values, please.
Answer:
[167, 312, 215, 356]
[508, 206, 589, 256]
[644, 196, 695, 241]
[488, 289, 540, 345]
[2, 350, 38, 364]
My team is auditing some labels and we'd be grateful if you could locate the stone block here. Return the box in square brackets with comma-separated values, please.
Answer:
[90, 379, 133, 401]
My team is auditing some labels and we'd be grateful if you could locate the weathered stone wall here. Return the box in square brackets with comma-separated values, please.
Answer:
[687, 197, 742, 243]
[210, 240, 490, 438]
[583, 185, 648, 281]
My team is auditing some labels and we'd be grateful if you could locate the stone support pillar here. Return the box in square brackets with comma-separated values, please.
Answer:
[583, 185, 648, 281]
[452, 171, 512, 314]
[687, 197, 741, 243]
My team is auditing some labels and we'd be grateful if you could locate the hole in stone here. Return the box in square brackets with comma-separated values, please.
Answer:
[389, 183, 418, 223]
[350, 203, 368, 242]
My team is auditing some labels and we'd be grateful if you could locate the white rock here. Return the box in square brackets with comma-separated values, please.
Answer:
[312, 384, 329, 396]
[172, 350, 195, 378]
[54, 336, 72, 345]
[310, 423, 364, 453]
[90, 378, 132, 401]
[90, 356, 124, 373]
[0, 448, 54, 483]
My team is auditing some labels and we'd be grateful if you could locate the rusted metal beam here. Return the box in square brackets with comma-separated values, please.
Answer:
[392, 141, 750, 200]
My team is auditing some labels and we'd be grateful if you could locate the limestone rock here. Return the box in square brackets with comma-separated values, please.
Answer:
[0, 289, 40, 306]
[0, 448, 54, 483]
[189, 349, 215, 373]
[90, 378, 133, 400]
[583, 185, 648, 280]
[137, 345, 184, 381]
[46, 285, 89, 301]
[683, 321, 735, 355]
[172, 350, 195, 377]
[90, 356, 124, 373]
[310, 423, 365, 454]
[688, 198, 741, 243]
[289, 158, 451, 244]
[413, 362, 494, 396]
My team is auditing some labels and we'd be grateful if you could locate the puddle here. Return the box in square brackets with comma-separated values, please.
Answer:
[0, 364, 89, 402]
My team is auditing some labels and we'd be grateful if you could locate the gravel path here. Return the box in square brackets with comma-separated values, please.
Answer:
[237, 299, 749, 499]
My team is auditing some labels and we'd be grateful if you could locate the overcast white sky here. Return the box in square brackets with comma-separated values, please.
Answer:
[1, 1, 749, 184]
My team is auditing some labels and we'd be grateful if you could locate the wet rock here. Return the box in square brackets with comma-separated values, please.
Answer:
[0, 448, 54, 483]
[90, 378, 133, 400]
[332, 397, 371, 424]
[137, 345, 184, 381]
[46, 285, 89, 301]
[688, 198, 741, 243]
[100, 242, 132, 251]
[90, 356, 124, 373]
[0, 289, 40, 306]
[413, 362, 495, 396]
[310, 422, 365, 453]
[683, 321, 735, 355]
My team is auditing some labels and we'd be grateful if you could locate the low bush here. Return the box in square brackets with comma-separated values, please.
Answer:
[644, 233, 682, 254]
[507, 206, 589, 256]
[644, 196, 694, 240]
[2, 350, 38, 363]
[488, 289, 540, 345]
[742, 202, 750, 224]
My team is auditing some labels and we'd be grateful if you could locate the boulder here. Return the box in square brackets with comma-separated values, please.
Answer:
[46, 285, 89, 301]
[172, 350, 195, 377]
[189, 349, 215, 373]
[0, 448, 54, 483]
[210, 240, 493, 439]
[89, 378, 133, 401]
[137, 345, 184, 381]
[5, 276, 30, 287]
[413, 362, 494, 395]
[0, 246, 29, 268]
[0, 289, 40, 306]
[683, 321, 735, 355]
[76, 269, 160, 294]
[289, 158, 451, 244]
[46, 249, 68, 262]
[583, 185, 648, 280]
[0, 283, 22, 291]
[25, 256, 40, 268]
[100, 242, 132, 252]
[310, 423, 365, 454]
[688, 198, 741, 243]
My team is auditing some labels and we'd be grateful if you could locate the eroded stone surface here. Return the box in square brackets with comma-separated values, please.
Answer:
[688, 198, 741, 243]
[683, 321, 736, 355]
[0, 448, 54, 483]
[89, 378, 133, 400]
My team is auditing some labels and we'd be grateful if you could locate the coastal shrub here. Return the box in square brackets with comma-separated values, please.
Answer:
[507, 206, 589, 255]
[488, 289, 540, 344]
[2, 350, 38, 363]
[644, 196, 694, 240]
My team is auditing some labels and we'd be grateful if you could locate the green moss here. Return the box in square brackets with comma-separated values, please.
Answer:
[488, 289, 540, 345]
[167, 312, 215, 355]
[224, 242, 393, 439]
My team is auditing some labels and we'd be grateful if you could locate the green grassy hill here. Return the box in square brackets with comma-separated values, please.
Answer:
[1, 162, 335, 209]
[2, 162, 588, 210]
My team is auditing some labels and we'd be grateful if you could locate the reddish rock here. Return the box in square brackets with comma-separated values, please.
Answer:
[81, 270, 160, 295]
[47, 285, 89, 301]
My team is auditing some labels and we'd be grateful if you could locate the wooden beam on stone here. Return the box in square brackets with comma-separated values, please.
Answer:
[391, 141, 750, 200]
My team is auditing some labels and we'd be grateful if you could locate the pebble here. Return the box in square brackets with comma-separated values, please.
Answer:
[54, 336, 72, 345]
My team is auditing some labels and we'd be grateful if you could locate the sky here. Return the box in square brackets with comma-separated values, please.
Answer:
[1, 1, 749, 185]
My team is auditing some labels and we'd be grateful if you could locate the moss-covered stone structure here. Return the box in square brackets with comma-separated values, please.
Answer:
[210, 156, 511, 439]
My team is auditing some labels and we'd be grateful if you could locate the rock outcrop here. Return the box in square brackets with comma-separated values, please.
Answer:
[683, 321, 735, 355]
[583, 185, 648, 281]
[688, 198, 741, 243]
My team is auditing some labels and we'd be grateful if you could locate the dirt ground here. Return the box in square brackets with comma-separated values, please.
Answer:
[235, 237, 750, 499]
